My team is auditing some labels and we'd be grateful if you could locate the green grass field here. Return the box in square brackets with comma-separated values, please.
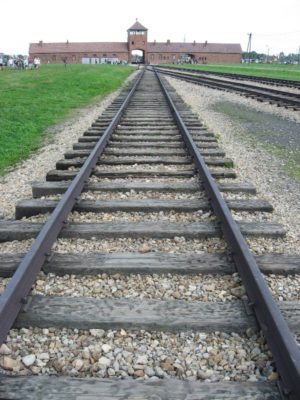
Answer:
[0, 64, 134, 175]
[163, 63, 300, 81]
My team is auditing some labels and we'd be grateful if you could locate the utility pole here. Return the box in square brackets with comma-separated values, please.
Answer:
[246, 33, 252, 62]
[266, 46, 270, 63]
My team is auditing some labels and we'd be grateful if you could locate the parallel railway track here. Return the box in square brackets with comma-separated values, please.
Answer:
[155, 66, 300, 89]
[0, 69, 300, 399]
[155, 66, 300, 111]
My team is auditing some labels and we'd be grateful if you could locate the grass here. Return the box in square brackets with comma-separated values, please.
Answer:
[162, 63, 300, 81]
[0, 64, 134, 175]
[213, 101, 300, 182]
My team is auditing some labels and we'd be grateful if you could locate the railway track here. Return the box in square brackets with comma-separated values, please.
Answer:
[0, 69, 300, 399]
[156, 66, 300, 90]
[155, 66, 300, 111]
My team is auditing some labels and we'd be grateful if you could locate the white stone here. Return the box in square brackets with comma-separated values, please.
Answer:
[90, 329, 105, 338]
[73, 359, 84, 371]
[37, 353, 50, 361]
[136, 355, 148, 365]
[101, 344, 112, 353]
[98, 356, 111, 368]
[22, 354, 36, 367]
[0, 344, 12, 355]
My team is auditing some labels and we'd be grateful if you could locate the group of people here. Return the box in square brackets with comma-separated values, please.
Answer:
[33, 57, 41, 68]
[0, 56, 41, 70]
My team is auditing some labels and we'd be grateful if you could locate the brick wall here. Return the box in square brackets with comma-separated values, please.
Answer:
[147, 52, 241, 64]
[32, 52, 129, 64]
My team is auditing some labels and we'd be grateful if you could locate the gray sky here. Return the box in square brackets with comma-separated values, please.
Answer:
[1, 0, 300, 55]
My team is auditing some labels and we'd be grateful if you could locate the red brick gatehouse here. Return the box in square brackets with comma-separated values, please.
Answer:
[29, 20, 242, 65]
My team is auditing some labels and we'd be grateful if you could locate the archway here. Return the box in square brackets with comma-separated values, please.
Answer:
[131, 49, 144, 64]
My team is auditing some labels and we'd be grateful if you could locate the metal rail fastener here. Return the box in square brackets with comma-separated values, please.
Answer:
[155, 68, 300, 400]
[0, 69, 144, 345]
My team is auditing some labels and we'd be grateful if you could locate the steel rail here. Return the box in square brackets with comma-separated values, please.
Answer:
[156, 67, 300, 109]
[156, 65, 300, 89]
[156, 67, 300, 100]
[154, 68, 300, 399]
[0, 69, 144, 345]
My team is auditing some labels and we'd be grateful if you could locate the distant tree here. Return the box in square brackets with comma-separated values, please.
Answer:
[242, 51, 265, 62]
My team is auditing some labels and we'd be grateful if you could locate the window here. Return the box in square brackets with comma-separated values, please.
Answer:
[151, 54, 154, 60]
[72, 55, 76, 61]
[52, 55, 56, 61]
[159, 54, 162, 60]
[129, 30, 145, 35]
[103, 54, 107, 57]
[131, 41, 134, 45]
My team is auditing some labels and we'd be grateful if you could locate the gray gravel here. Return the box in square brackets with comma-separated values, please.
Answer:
[0, 328, 276, 382]
[94, 164, 194, 172]
[1, 271, 298, 302]
[166, 76, 300, 256]
[0, 237, 227, 255]
[23, 210, 216, 224]
[80, 191, 204, 201]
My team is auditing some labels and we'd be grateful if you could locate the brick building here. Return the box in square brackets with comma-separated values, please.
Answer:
[29, 20, 242, 65]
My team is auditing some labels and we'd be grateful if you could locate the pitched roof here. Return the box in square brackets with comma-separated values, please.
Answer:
[148, 42, 242, 54]
[29, 40, 242, 56]
[128, 20, 147, 31]
[29, 42, 128, 54]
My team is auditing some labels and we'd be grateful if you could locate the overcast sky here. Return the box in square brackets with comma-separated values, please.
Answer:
[1, 0, 300, 55]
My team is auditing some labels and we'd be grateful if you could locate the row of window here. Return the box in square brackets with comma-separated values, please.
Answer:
[129, 31, 146, 35]
[52, 53, 119, 61]
[149, 54, 207, 61]
[49, 53, 208, 62]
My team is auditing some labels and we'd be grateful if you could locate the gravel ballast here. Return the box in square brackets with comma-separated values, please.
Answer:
[0, 328, 276, 382]
[1, 272, 298, 302]
[0, 237, 227, 255]
[166, 76, 300, 255]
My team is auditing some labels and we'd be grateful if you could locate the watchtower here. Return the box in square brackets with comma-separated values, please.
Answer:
[127, 19, 148, 63]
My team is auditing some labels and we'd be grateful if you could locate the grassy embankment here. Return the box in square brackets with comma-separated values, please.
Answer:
[163, 63, 300, 81]
[0, 64, 134, 175]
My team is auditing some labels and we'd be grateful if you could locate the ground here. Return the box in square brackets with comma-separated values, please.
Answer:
[166, 76, 300, 255]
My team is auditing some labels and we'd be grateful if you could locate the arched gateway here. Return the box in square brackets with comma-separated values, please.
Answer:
[127, 20, 147, 64]
[29, 20, 242, 65]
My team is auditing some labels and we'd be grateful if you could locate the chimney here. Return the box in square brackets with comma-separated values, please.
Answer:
[154, 40, 156, 45]
[204, 40, 208, 47]
[166, 39, 170, 45]
[193, 40, 196, 46]
[66, 40, 69, 45]
[39, 40, 43, 47]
